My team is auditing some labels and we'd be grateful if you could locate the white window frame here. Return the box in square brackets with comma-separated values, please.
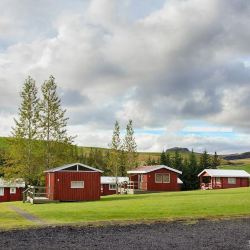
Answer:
[71, 181, 84, 189]
[109, 184, 117, 190]
[155, 174, 170, 184]
[162, 174, 170, 183]
[10, 187, 16, 194]
[0, 187, 4, 196]
[228, 177, 236, 184]
[155, 174, 162, 183]
[215, 177, 221, 183]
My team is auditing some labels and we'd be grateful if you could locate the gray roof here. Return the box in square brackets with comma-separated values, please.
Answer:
[0, 178, 25, 188]
[198, 169, 250, 178]
[127, 165, 182, 175]
[44, 163, 103, 173]
[101, 176, 129, 184]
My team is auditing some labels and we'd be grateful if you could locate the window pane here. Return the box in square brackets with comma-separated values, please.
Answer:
[0, 188, 4, 196]
[71, 181, 84, 188]
[215, 177, 221, 183]
[162, 174, 170, 183]
[109, 184, 116, 190]
[155, 174, 162, 183]
[228, 178, 236, 184]
[10, 188, 16, 194]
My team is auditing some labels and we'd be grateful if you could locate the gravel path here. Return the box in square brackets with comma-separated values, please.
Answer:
[0, 218, 250, 250]
[8, 206, 46, 225]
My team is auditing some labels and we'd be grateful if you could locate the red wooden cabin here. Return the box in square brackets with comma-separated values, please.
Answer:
[198, 169, 250, 190]
[44, 163, 103, 201]
[101, 176, 129, 196]
[127, 165, 182, 192]
[0, 178, 25, 202]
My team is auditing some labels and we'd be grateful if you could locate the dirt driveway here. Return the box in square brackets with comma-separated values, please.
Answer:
[1, 218, 250, 250]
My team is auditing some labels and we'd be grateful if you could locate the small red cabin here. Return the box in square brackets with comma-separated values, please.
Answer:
[0, 178, 25, 202]
[198, 169, 250, 190]
[127, 165, 182, 192]
[101, 176, 129, 196]
[44, 163, 103, 201]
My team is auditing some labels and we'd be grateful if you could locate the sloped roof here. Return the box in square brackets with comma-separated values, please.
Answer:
[0, 178, 25, 188]
[44, 163, 103, 173]
[127, 165, 182, 174]
[101, 176, 129, 184]
[198, 169, 250, 178]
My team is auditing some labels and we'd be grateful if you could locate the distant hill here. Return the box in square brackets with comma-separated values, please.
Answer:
[0, 137, 203, 165]
[166, 147, 190, 153]
[223, 152, 250, 160]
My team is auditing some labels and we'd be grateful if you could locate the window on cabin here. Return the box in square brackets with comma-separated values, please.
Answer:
[109, 184, 116, 190]
[155, 174, 170, 183]
[162, 174, 170, 183]
[10, 188, 16, 194]
[155, 174, 162, 183]
[228, 177, 236, 184]
[215, 177, 221, 183]
[0, 187, 4, 196]
[71, 181, 84, 188]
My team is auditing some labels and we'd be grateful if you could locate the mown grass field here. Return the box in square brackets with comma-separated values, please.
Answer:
[0, 187, 249, 230]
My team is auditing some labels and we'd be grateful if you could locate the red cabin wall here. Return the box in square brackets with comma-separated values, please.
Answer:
[200, 172, 250, 189]
[0, 187, 23, 202]
[129, 168, 180, 191]
[220, 177, 249, 189]
[101, 184, 116, 196]
[47, 171, 101, 201]
[146, 168, 180, 191]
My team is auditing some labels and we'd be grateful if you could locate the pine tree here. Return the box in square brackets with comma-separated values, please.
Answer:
[7, 76, 41, 184]
[124, 120, 138, 169]
[182, 149, 200, 190]
[39, 75, 73, 169]
[165, 152, 172, 167]
[199, 150, 211, 170]
[160, 150, 167, 165]
[211, 151, 220, 169]
[172, 151, 183, 171]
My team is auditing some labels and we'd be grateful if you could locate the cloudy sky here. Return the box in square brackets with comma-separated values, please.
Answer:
[0, 0, 250, 154]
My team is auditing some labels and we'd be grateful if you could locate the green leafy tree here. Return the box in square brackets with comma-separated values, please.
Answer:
[6, 76, 41, 184]
[39, 75, 73, 170]
[107, 121, 122, 177]
[124, 120, 138, 169]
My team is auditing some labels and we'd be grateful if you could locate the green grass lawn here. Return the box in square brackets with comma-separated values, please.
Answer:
[1, 188, 250, 230]
[0, 203, 34, 229]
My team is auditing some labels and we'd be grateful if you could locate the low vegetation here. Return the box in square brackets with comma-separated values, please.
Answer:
[0, 188, 249, 230]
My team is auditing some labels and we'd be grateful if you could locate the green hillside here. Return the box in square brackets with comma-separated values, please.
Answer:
[219, 158, 250, 173]
[0, 136, 203, 165]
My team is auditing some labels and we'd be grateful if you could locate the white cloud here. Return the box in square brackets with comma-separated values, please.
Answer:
[1, 0, 250, 153]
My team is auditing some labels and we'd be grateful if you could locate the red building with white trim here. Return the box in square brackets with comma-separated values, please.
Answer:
[44, 163, 103, 201]
[198, 169, 250, 189]
[0, 178, 25, 202]
[101, 176, 129, 196]
[127, 165, 182, 192]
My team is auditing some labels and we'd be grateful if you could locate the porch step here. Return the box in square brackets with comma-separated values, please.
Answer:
[29, 197, 59, 204]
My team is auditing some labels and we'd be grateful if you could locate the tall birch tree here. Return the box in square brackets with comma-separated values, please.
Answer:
[7, 76, 41, 183]
[39, 75, 73, 169]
